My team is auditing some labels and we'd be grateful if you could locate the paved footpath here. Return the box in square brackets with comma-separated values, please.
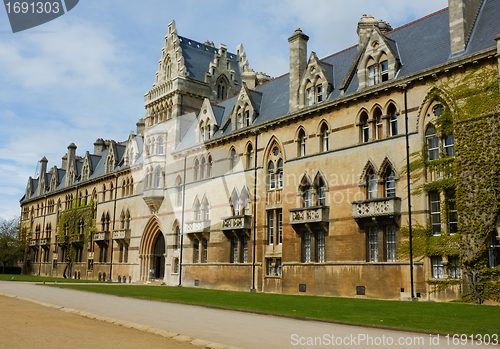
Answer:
[0, 281, 488, 349]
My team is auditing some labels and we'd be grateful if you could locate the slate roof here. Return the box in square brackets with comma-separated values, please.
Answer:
[21, 0, 500, 201]
[178, 36, 242, 84]
[175, 0, 500, 152]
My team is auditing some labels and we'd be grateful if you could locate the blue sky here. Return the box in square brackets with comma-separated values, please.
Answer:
[0, 0, 448, 220]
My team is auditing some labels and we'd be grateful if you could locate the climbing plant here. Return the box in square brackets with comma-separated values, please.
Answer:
[402, 63, 500, 303]
[57, 197, 96, 277]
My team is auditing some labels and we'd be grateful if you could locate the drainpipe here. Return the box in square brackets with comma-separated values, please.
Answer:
[404, 86, 415, 299]
[252, 133, 258, 291]
[109, 175, 118, 281]
[178, 155, 187, 286]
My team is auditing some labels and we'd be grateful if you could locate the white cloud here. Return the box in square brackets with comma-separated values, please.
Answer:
[0, 18, 128, 89]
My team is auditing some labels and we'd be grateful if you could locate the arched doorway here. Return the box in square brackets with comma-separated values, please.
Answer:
[153, 233, 165, 279]
[139, 216, 166, 281]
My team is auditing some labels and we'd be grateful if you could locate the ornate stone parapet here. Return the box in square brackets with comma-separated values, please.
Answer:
[221, 215, 252, 231]
[289, 206, 329, 225]
[185, 220, 211, 234]
[352, 197, 401, 219]
[112, 229, 130, 240]
[93, 231, 109, 241]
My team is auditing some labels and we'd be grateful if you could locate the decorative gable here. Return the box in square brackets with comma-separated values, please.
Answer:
[154, 20, 186, 86]
[123, 132, 139, 167]
[105, 141, 118, 174]
[298, 52, 333, 109]
[81, 151, 93, 181]
[204, 43, 239, 102]
[356, 17, 399, 89]
[197, 98, 219, 142]
[231, 84, 259, 132]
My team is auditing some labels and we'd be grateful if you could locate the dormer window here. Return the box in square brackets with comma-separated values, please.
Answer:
[380, 60, 389, 82]
[317, 85, 323, 103]
[368, 64, 377, 86]
[245, 110, 251, 127]
[306, 87, 313, 106]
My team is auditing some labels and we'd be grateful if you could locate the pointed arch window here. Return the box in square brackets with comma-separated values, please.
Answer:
[380, 60, 389, 82]
[320, 123, 329, 152]
[155, 167, 162, 188]
[384, 170, 396, 197]
[360, 112, 369, 143]
[374, 108, 383, 140]
[193, 158, 199, 181]
[217, 77, 227, 101]
[277, 159, 284, 189]
[193, 199, 201, 221]
[315, 175, 327, 206]
[202, 198, 210, 220]
[388, 104, 398, 136]
[365, 168, 378, 200]
[368, 64, 377, 86]
[158, 137, 164, 155]
[268, 161, 275, 190]
[200, 157, 206, 180]
[426, 124, 439, 161]
[229, 149, 237, 172]
[207, 155, 213, 178]
[246, 143, 254, 170]
[297, 129, 306, 157]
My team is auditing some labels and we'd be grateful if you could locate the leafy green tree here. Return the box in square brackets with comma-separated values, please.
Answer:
[0, 218, 26, 273]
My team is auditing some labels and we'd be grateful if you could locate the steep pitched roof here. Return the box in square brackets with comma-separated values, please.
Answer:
[178, 36, 242, 84]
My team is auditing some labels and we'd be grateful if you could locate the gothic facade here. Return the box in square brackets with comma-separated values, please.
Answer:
[20, 0, 500, 301]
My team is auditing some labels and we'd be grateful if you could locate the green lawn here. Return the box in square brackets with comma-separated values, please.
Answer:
[50, 284, 500, 336]
[0, 274, 107, 283]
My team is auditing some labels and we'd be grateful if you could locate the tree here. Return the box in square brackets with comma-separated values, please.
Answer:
[0, 218, 26, 273]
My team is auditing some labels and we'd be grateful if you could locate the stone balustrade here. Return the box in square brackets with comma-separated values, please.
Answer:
[351, 197, 401, 219]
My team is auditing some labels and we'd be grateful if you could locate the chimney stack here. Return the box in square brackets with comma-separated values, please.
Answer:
[136, 119, 145, 136]
[94, 138, 105, 155]
[448, 0, 483, 55]
[66, 143, 77, 172]
[288, 28, 309, 113]
[37, 157, 48, 196]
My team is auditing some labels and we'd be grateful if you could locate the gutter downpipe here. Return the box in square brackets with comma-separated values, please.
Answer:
[252, 132, 258, 291]
[404, 86, 415, 299]
[178, 155, 187, 286]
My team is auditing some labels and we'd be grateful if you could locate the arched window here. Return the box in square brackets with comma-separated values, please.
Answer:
[175, 176, 182, 207]
[193, 199, 201, 221]
[380, 60, 389, 82]
[246, 143, 253, 170]
[387, 104, 398, 136]
[268, 161, 275, 190]
[320, 123, 329, 152]
[426, 124, 439, 161]
[155, 167, 162, 188]
[230, 190, 239, 216]
[158, 137, 164, 155]
[240, 188, 250, 215]
[374, 108, 383, 140]
[202, 198, 210, 220]
[207, 155, 213, 178]
[315, 175, 327, 206]
[297, 129, 306, 157]
[217, 77, 227, 101]
[206, 124, 211, 140]
[368, 64, 376, 86]
[366, 170, 378, 200]
[360, 111, 369, 143]
[300, 177, 312, 208]
[277, 159, 283, 189]
[200, 157, 206, 180]
[384, 169, 396, 197]
[193, 158, 199, 181]
[229, 149, 237, 172]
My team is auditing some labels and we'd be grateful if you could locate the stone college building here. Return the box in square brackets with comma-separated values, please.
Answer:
[20, 0, 500, 302]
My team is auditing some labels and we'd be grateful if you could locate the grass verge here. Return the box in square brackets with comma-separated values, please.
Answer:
[50, 284, 500, 336]
[0, 274, 107, 283]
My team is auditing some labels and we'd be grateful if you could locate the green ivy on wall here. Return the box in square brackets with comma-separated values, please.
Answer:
[402, 64, 500, 303]
[57, 198, 96, 267]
